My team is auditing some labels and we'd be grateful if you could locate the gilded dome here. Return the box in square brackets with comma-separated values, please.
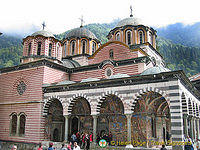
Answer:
[31, 30, 55, 38]
[116, 17, 140, 27]
[65, 27, 98, 40]
[141, 66, 170, 75]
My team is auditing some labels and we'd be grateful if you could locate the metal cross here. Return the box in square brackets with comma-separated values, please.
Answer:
[130, 5, 133, 17]
[79, 16, 84, 27]
[42, 22, 46, 30]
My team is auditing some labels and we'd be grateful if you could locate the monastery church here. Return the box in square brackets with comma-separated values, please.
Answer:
[0, 9, 200, 150]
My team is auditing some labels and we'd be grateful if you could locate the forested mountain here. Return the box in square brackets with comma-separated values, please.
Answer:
[1, 20, 200, 76]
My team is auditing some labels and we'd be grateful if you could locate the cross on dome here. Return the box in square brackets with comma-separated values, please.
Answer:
[130, 5, 133, 17]
[42, 22, 46, 30]
[79, 16, 85, 28]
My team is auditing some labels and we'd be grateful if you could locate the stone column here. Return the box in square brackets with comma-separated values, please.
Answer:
[16, 115, 20, 136]
[92, 115, 97, 144]
[183, 114, 188, 137]
[64, 115, 69, 142]
[197, 119, 200, 140]
[126, 114, 132, 142]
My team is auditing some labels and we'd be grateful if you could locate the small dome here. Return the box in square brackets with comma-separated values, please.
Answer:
[116, 17, 140, 27]
[31, 30, 55, 38]
[62, 59, 81, 68]
[66, 27, 98, 40]
[141, 66, 170, 75]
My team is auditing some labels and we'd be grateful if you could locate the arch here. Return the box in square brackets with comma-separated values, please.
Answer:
[125, 29, 132, 45]
[10, 112, 17, 135]
[115, 31, 121, 41]
[70, 40, 76, 55]
[49, 43, 52, 57]
[64, 42, 67, 57]
[28, 42, 31, 56]
[81, 39, 87, 54]
[92, 41, 96, 54]
[149, 32, 153, 46]
[37, 41, 42, 55]
[138, 29, 145, 44]
[188, 98, 193, 115]
[68, 96, 91, 115]
[18, 113, 26, 136]
[196, 103, 199, 117]
[181, 92, 188, 114]
[43, 96, 64, 116]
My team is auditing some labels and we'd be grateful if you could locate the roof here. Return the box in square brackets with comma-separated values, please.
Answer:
[189, 73, 200, 81]
[65, 27, 98, 40]
[116, 17, 140, 27]
[62, 59, 81, 68]
[31, 30, 55, 38]
[141, 65, 170, 75]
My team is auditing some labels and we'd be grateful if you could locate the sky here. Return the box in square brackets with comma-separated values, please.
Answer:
[0, 0, 200, 36]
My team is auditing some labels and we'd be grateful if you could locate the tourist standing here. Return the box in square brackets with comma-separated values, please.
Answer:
[38, 143, 43, 150]
[160, 145, 167, 150]
[48, 143, 55, 150]
[67, 142, 72, 150]
[60, 143, 67, 150]
[71, 133, 77, 144]
[73, 142, 80, 150]
[11, 145, 17, 150]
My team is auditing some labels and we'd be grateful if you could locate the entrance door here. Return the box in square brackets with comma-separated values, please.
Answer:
[71, 117, 78, 134]
[53, 128, 59, 142]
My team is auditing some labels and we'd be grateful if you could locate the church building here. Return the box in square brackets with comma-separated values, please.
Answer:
[0, 11, 200, 150]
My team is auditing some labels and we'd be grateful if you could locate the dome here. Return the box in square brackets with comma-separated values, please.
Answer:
[62, 59, 81, 68]
[65, 27, 98, 40]
[31, 30, 55, 38]
[141, 66, 170, 75]
[116, 17, 140, 27]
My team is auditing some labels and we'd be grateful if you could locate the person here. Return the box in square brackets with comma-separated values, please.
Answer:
[160, 145, 167, 150]
[71, 133, 77, 144]
[89, 133, 93, 143]
[73, 142, 80, 150]
[85, 133, 90, 150]
[38, 143, 43, 150]
[48, 142, 54, 150]
[67, 142, 72, 150]
[11, 145, 17, 150]
[60, 143, 67, 150]
[76, 132, 80, 145]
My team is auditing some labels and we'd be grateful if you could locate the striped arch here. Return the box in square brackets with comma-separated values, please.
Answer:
[131, 87, 169, 112]
[193, 101, 196, 116]
[96, 90, 127, 114]
[43, 95, 64, 116]
[188, 98, 193, 116]
[67, 94, 91, 115]
[196, 103, 199, 117]
[181, 92, 188, 114]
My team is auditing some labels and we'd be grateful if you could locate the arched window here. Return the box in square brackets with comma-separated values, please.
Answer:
[138, 30, 144, 44]
[49, 43, 52, 57]
[56, 43, 60, 58]
[64, 42, 67, 56]
[82, 40, 87, 54]
[37, 42, 42, 55]
[149, 32, 153, 46]
[70, 40, 76, 55]
[92, 42, 96, 54]
[19, 114, 26, 135]
[28, 43, 31, 56]
[126, 30, 132, 45]
[10, 114, 17, 135]
[109, 49, 114, 59]
[115, 32, 120, 41]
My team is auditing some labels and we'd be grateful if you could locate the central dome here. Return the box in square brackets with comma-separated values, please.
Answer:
[116, 17, 140, 27]
[31, 30, 55, 38]
[66, 27, 98, 40]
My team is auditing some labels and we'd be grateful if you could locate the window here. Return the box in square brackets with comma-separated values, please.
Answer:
[37, 42, 42, 55]
[49, 43, 52, 57]
[82, 40, 87, 54]
[92, 42, 96, 54]
[10, 114, 17, 135]
[64, 42, 67, 56]
[151, 117, 156, 138]
[115, 32, 120, 41]
[149, 33, 153, 46]
[109, 49, 113, 59]
[138, 30, 144, 44]
[28, 43, 31, 56]
[70, 40, 76, 55]
[19, 114, 26, 136]
[56, 43, 60, 58]
[126, 30, 132, 45]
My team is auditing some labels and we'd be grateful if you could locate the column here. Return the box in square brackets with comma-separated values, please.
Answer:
[183, 114, 188, 137]
[197, 119, 200, 140]
[64, 115, 69, 142]
[16, 115, 20, 136]
[126, 114, 132, 142]
[92, 115, 97, 144]
[191, 117, 194, 140]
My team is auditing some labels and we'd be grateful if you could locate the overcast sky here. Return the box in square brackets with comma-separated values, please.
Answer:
[1, 0, 200, 36]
